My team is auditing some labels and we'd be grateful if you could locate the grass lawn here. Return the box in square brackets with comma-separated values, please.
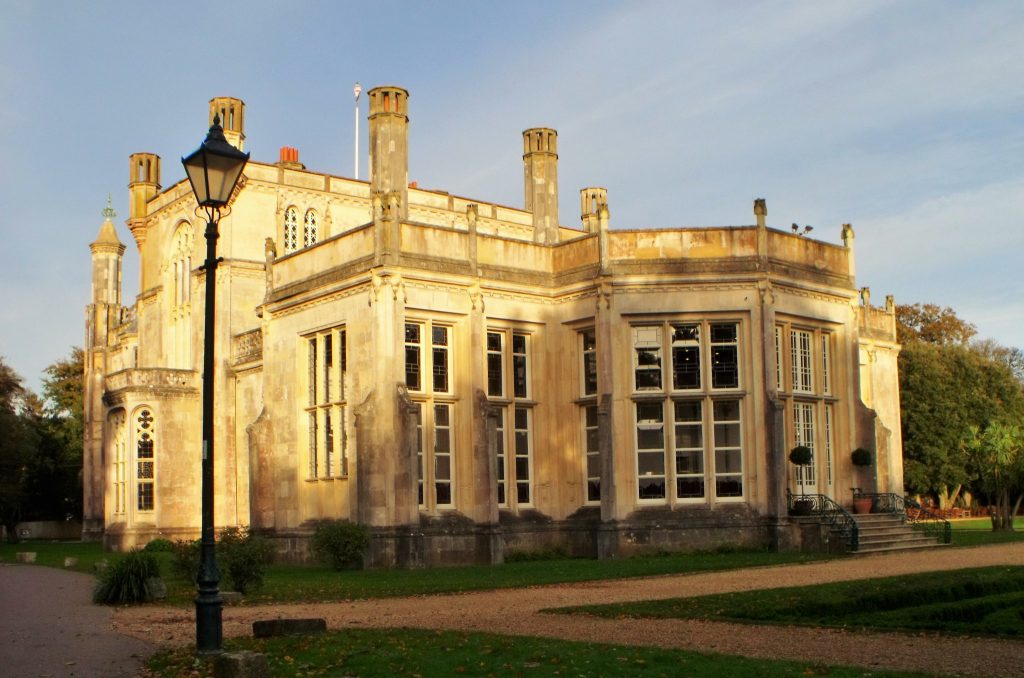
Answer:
[0, 541, 831, 604]
[557, 565, 1024, 638]
[145, 627, 931, 677]
[950, 518, 1024, 547]
[160, 549, 830, 605]
[0, 540, 108, 574]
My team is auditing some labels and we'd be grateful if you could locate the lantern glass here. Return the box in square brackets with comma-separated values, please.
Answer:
[182, 118, 249, 208]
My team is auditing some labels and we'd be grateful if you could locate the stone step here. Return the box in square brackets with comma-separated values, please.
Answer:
[859, 533, 937, 546]
[855, 541, 949, 555]
[848, 511, 948, 553]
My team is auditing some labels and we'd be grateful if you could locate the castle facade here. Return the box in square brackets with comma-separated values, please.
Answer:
[83, 87, 902, 565]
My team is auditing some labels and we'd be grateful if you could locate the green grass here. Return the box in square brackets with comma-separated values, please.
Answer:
[557, 565, 1024, 637]
[159, 549, 831, 605]
[1, 541, 832, 605]
[0, 540, 109, 574]
[145, 627, 930, 677]
[950, 518, 1024, 547]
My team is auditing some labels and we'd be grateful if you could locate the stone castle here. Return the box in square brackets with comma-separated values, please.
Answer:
[83, 86, 903, 565]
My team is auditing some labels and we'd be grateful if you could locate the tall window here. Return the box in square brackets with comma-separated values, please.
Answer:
[583, 405, 600, 503]
[283, 206, 298, 253]
[486, 329, 533, 507]
[579, 329, 600, 504]
[306, 327, 347, 479]
[777, 323, 836, 494]
[581, 329, 597, 396]
[303, 209, 319, 247]
[109, 410, 127, 515]
[169, 222, 193, 369]
[135, 409, 155, 512]
[407, 321, 455, 510]
[631, 320, 745, 503]
[793, 402, 816, 492]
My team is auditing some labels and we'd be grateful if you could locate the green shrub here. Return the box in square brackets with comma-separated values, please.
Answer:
[311, 520, 370, 570]
[217, 526, 275, 593]
[143, 538, 174, 552]
[851, 447, 872, 467]
[93, 549, 160, 605]
[789, 445, 812, 465]
[170, 539, 200, 583]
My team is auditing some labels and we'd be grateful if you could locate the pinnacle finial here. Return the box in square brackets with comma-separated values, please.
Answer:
[102, 194, 117, 219]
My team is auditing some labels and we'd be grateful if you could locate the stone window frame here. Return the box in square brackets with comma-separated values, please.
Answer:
[109, 409, 128, 516]
[303, 325, 348, 481]
[406, 319, 457, 512]
[629, 318, 747, 506]
[582, 404, 600, 505]
[775, 321, 839, 495]
[577, 328, 601, 506]
[486, 327, 535, 510]
[133, 406, 156, 512]
[168, 221, 194, 370]
[303, 209, 319, 248]
[283, 206, 299, 253]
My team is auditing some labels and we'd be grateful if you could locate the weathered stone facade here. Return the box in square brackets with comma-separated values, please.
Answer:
[83, 87, 903, 564]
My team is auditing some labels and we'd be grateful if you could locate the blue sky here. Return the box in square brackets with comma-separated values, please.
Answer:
[1, 0, 1021, 393]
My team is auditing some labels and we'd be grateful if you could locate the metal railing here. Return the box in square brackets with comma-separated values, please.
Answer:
[853, 491, 952, 544]
[787, 490, 860, 551]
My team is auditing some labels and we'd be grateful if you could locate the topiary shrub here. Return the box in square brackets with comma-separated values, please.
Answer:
[851, 447, 872, 467]
[217, 526, 275, 594]
[789, 445, 813, 466]
[311, 519, 370, 570]
[143, 538, 174, 552]
[93, 549, 160, 605]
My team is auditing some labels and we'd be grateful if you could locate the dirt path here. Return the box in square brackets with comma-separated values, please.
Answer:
[115, 542, 1024, 677]
[0, 564, 154, 677]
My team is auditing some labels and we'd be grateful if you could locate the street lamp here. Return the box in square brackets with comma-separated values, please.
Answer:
[181, 114, 249, 655]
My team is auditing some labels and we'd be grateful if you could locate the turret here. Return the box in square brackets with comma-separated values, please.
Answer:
[91, 196, 125, 305]
[83, 197, 125, 543]
[209, 97, 246, 151]
[523, 128, 559, 244]
[580, 187, 607, 234]
[368, 86, 409, 220]
[127, 152, 160, 247]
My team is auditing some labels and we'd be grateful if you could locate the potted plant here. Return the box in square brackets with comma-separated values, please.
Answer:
[789, 445, 814, 515]
[851, 447, 873, 514]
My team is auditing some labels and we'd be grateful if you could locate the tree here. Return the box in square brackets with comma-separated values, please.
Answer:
[896, 303, 977, 346]
[898, 310, 1024, 508]
[963, 423, 1024, 530]
[0, 358, 37, 542]
[971, 338, 1024, 384]
[32, 348, 85, 519]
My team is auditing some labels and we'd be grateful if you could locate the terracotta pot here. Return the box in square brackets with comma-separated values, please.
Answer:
[853, 498, 873, 514]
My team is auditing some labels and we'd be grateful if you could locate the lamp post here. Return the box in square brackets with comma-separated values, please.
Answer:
[181, 114, 249, 655]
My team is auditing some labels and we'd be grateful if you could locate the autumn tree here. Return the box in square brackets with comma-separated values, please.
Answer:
[896, 303, 977, 345]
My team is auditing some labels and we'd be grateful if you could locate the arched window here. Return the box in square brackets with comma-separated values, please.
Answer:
[169, 223, 194, 369]
[304, 209, 318, 247]
[283, 207, 298, 253]
[135, 408, 155, 512]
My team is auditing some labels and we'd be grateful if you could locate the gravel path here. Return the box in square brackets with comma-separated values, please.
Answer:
[115, 542, 1024, 677]
[0, 564, 154, 677]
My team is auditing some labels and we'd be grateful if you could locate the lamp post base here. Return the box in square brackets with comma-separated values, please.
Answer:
[195, 587, 224, 655]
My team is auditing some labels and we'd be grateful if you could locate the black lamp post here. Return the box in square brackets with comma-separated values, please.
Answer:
[181, 115, 249, 655]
